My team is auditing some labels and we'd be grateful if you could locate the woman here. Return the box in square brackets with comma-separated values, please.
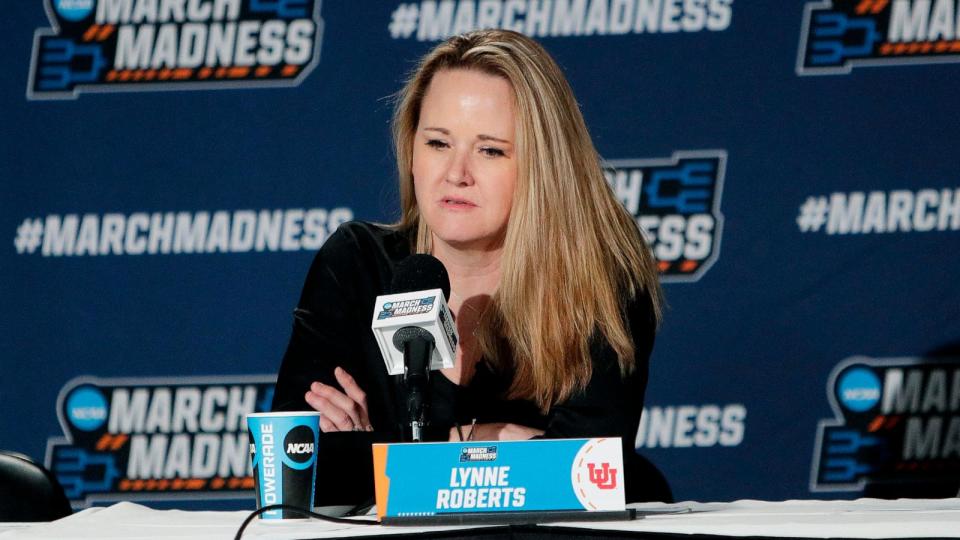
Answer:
[272, 29, 666, 505]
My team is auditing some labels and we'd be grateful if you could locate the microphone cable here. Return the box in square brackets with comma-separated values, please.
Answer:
[234, 503, 377, 539]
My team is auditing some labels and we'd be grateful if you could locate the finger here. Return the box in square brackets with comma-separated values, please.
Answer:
[334, 368, 371, 426]
[311, 381, 364, 428]
[319, 415, 337, 433]
[305, 390, 355, 431]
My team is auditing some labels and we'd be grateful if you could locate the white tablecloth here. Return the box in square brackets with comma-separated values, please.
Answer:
[1, 498, 958, 539]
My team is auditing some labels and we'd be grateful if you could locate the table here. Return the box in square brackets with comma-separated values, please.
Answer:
[1, 498, 958, 539]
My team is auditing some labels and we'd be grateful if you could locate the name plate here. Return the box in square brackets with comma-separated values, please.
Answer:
[372, 438, 624, 520]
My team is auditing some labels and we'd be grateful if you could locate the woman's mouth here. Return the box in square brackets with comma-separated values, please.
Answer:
[440, 197, 476, 208]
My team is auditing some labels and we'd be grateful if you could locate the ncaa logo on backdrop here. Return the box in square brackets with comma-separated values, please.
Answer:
[604, 150, 726, 283]
[797, 0, 960, 75]
[27, 0, 324, 99]
[46, 375, 274, 508]
[811, 356, 960, 493]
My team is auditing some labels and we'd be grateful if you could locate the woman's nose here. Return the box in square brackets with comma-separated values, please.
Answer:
[445, 150, 473, 186]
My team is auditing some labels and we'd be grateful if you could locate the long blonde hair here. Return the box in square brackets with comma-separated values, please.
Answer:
[392, 29, 663, 411]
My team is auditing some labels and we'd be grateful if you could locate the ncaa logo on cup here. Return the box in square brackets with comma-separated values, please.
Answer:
[836, 367, 881, 413]
[283, 425, 316, 463]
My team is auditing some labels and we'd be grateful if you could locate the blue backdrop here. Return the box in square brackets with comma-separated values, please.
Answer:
[3, 0, 959, 509]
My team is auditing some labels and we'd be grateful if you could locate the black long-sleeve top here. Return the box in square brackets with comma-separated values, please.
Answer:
[272, 221, 659, 505]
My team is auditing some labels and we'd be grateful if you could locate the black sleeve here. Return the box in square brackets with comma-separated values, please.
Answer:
[270, 223, 470, 505]
[540, 291, 655, 441]
[271, 226, 367, 412]
[270, 224, 397, 506]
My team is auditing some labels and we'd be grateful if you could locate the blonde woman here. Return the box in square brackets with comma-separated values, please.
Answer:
[273, 29, 666, 504]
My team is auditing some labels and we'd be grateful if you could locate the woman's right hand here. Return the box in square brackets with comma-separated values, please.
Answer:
[305, 366, 373, 432]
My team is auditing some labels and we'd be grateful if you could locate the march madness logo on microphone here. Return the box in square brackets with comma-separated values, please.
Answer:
[378, 296, 436, 319]
[604, 150, 726, 283]
[27, 0, 323, 100]
[811, 356, 960, 493]
[797, 0, 960, 75]
[46, 375, 274, 508]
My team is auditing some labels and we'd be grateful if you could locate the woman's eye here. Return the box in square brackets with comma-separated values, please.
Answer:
[480, 147, 506, 157]
[426, 139, 449, 149]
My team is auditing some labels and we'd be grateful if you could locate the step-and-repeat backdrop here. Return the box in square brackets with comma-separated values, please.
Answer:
[3, 1, 959, 509]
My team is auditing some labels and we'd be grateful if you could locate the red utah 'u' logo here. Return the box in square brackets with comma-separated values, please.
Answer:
[587, 462, 618, 490]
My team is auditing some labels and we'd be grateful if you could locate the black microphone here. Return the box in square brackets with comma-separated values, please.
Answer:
[388, 255, 451, 442]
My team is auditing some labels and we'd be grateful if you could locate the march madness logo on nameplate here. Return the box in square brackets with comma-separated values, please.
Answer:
[604, 150, 726, 283]
[811, 356, 960, 493]
[46, 375, 275, 508]
[27, 0, 324, 99]
[797, 0, 960, 75]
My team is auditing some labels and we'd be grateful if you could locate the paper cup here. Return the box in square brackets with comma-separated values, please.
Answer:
[247, 411, 320, 521]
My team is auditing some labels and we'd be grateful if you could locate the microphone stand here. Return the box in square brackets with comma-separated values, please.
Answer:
[402, 336, 432, 442]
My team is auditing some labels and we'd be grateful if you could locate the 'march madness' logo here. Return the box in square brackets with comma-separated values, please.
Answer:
[46, 375, 275, 508]
[604, 150, 726, 283]
[811, 356, 960, 494]
[28, 0, 324, 99]
[798, 0, 960, 75]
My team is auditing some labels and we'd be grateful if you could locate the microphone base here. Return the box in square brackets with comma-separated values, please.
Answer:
[409, 420, 424, 442]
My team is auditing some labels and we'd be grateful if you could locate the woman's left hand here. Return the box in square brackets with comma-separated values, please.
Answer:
[448, 422, 544, 442]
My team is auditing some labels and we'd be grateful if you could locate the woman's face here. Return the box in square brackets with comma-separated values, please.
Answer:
[412, 69, 517, 252]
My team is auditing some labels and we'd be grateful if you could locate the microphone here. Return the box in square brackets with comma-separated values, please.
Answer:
[371, 255, 458, 441]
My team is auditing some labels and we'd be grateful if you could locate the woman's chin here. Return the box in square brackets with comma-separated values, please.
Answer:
[431, 231, 504, 253]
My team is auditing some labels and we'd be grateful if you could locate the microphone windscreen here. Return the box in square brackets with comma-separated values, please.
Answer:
[389, 254, 451, 300]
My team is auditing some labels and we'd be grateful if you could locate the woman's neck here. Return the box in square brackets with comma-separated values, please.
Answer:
[430, 237, 503, 300]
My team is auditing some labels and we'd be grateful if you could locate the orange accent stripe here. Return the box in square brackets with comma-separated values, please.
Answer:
[198, 67, 213, 79]
[241, 477, 254, 488]
[173, 68, 193, 80]
[281, 65, 298, 76]
[373, 445, 390, 521]
[255, 66, 271, 77]
[186, 478, 205, 489]
[854, 0, 887, 15]
[95, 434, 112, 450]
[228, 67, 249, 78]
[867, 416, 885, 432]
[83, 25, 100, 42]
[680, 260, 698, 272]
[97, 25, 115, 41]
[110, 434, 128, 450]
[657, 261, 670, 272]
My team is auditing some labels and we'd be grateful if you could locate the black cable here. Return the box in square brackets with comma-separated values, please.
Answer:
[234, 503, 377, 540]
